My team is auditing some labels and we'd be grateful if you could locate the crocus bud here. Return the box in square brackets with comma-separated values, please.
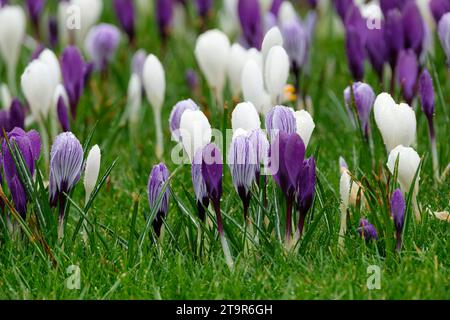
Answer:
[9, 99, 25, 130]
[84, 144, 101, 202]
[48, 16, 58, 48]
[374, 92, 416, 152]
[185, 69, 198, 92]
[61, 46, 86, 118]
[402, 1, 424, 56]
[194, 29, 230, 104]
[227, 43, 248, 98]
[419, 69, 435, 122]
[231, 102, 261, 134]
[238, 0, 263, 49]
[26, 0, 44, 32]
[270, 0, 282, 16]
[265, 45, 290, 105]
[143, 54, 166, 158]
[38, 49, 62, 92]
[357, 218, 378, 242]
[180, 109, 212, 162]
[295, 156, 316, 239]
[169, 99, 199, 142]
[278, 1, 297, 24]
[391, 188, 405, 251]
[2, 128, 40, 218]
[21, 59, 54, 121]
[191, 148, 209, 221]
[113, 0, 135, 42]
[396, 49, 418, 104]
[228, 129, 258, 219]
[241, 60, 271, 115]
[384, 9, 405, 67]
[85, 24, 121, 71]
[57, 96, 70, 132]
[438, 12, 450, 66]
[156, 0, 173, 41]
[265, 105, 296, 141]
[126, 73, 142, 126]
[261, 26, 283, 62]
[147, 163, 170, 237]
[281, 18, 309, 75]
[293, 110, 315, 148]
[366, 24, 387, 79]
[67, 0, 103, 45]
[132, 49, 147, 82]
[334, 0, 354, 20]
[345, 26, 365, 81]
[344, 82, 375, 136]
[339, 156, 348, 173]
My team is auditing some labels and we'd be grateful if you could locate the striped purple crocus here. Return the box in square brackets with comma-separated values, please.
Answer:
[357, 218, 378, 242]
[61, 46, 86, 119]
[2, 128, 41, 218]
[391, 188, 405, 251]
[265, 105, 296, 141]
[192, 148, 209, 222]
[238, 0, 263, 50]
[113, 0, 135, 43]
[147, 163, 170, 237]
[169, 99, 199, 142]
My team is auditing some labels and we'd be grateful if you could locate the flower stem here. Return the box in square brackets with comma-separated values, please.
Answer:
[7, 64, 17, 96]
[396, 230, 402, 252]
[213, 200, 234, 270]
[285, 197, 293, 249]
[427, 118, 440, 183]
[154, 109, 163, 159]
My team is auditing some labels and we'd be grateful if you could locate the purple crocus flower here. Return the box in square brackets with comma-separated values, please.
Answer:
[169, 99, 199, 142]
[192, 148, 209, 221]
[228, 131, 258, 220]
[0, 99, 25, 132]
[2, 128, 41, 218]
[48, 16, 58, 48]
[185, 69, 199, 92]
[396, 49, 418, 104]
[85, 24, 121, 72]
[26, 0, 45, 33]
[391, 188, 405, 251]
[384, 9, 405, 68]
[430, 0, 450, 22]
[402, 1, 424, 56]
[380, 0, 399, 16]
[156, 0, 173, 41]
[344, 4, 367, 43]
[238, 0, 264, 50]
[357, 218, 378, 241]
[49, 132, 84, 238]
[61, 46, 86, 119]
[366, 24, 387, 79]
[344, 82, 375, 137]
[196, 0, 213, 19]
[57, 96, 70, 132]
[113, 0, 135, 43]
[346, 26, 365, 81]
[147, 163, 170, 237]
[265, 105, 296, 141]
[438, 12, 450, 66]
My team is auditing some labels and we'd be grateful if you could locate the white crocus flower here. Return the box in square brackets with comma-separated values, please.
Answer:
[143, 54, 166, 159]
[126, 73, 142, 127]
[82, 144, 101, 242]
[261, 26, 283, 62]
[38, 49, 62, 92]
[264, 45, 290, 105]
[374, 92, 417, 152]
[387, 145, 421, 220]
[231, 102, 261, 133]
[241, 60, 271, 115]
[0, 5, 26, 94]
[179, 109, 212, 162]
[294, 110, 315, 148]
[194, 29, 230, 107]
[227, 43, 248, 99]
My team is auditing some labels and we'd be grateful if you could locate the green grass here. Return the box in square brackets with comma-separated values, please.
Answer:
[0, 2, 449, 299]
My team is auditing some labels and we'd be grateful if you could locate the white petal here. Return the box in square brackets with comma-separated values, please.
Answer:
[84, 144, 101, 196]
[143, 54, 166, 111]
[294, 110, 315, 148]
[264, 45, 290, 105]
[0, 5, 26, 67]
[180, 110, 212, 162]
[227, 43, 248, 97]
[231, 102, 261, 133]
[261, 26, 283, 62]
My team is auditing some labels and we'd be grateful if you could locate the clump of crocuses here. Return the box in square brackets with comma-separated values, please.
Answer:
[357, 218, 378, 242]
[147, 163, 170, 238]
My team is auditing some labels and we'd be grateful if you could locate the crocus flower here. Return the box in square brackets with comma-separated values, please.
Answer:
[261, 26, 283, 62]
[402, 1, 424, 56]
[143, 54, 166, 159]
[57, 96, 70, 132]
[238, 0, 263, 49]
[357, 218, 378, 241]
[334, 0, 354, 20]
[438, 12, 450, 66]
[113, 0, 135, 43]
[0, 98, 25, 132]
[384, 9, 405, 68]
[169, 99, 199, 142]
[179, 109, 212, 162]
[48, 16, 58, 48]
[126, 73, 142, 128]
[49, 132, 84, 239]
[194, 29, 230, 107]
[61, 46, 86, 118]
[345, 26, 365, 81]
[387, 145, 421, 220]
[2, 128, 41, 218]
[156, 0, 173, 41]
[26, 0, 45, 33]
[147, 163, 170, 237]
[37, 48, 61, 94]
[81, 144, 100, 242]
[293, 110, 315, 148]
[85, 24, 121, 72]
[344, 82, 375, 137]
[227, 43, 248, 98]
[430, 0, 450, 23]
[374, 92, 416, 152]
[265, 105, 296, 141]
[248, 128, 269, 182]
[365, 24, 387, 80]
[228, 129, 258, 220]
[241, 60, 271, 115]
[419, 69, 439, 182]
[201, 143, 233, 269]
[191, 148, 209, 221]
[231, 102, 261, 134]
[264, 45, 290, 105]
[396, 49, 418, 104]
[391, 188, 405, 251]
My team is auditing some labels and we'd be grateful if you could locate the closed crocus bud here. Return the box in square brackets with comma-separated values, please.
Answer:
[438, 12, 450, 66]
[194, 29, 230, 105]
[180, 109, 212, 162]
[346, 26, 365, 81]
[2, 128, 41, 218]
[126, 73, 142, 126]
[0, 5, 26, 93]
[70, 0, 103, 45]
[366, 23, 387, 80]
[9, 99, 25, 129]
[147, 163, 170, 237]
[396, 49, 418, 104]
[265, 45, 290, 105]
[227, 43, 248, 98]
[374, 92, 416, 152]
[169, 99, 199, 142]
[384, 9, 405, 67]
[85, 24, 121, 71]
[21, 59, 54, 121]
[26, 0, 44, 31]
[402, 1, 424, 56]
[238, 0, 263, 49]
[294, 110, 315, 148]
[265, 105, 296, 141]
[61, 46, 86, 118]
[241, 60, 271, 115]
[294, 156, 316, 239]
[387, 145, 421, 220]
[261, 26, 283, 62]
[334, 0, 354, 20]
[84, 144, 101, 202]
[231, 102, 260, 134]
[228, 129, 258, 220]
[156, 0, 173, 41]
[185, 69, 198, 92]
[281, 18, 309, 77]
[113, 0, 135, 43]
[430, 0, 450, 23]
[391, 188, 405, 251]
[191, 148, 209, 221]
[57, 96, 70, 132]
[143, 54, 166, 159]
[344, 82, 375, 136]
[357, 218, 378, 242]
[132, 49, 147, 82]
[419, 69, 435, 122]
